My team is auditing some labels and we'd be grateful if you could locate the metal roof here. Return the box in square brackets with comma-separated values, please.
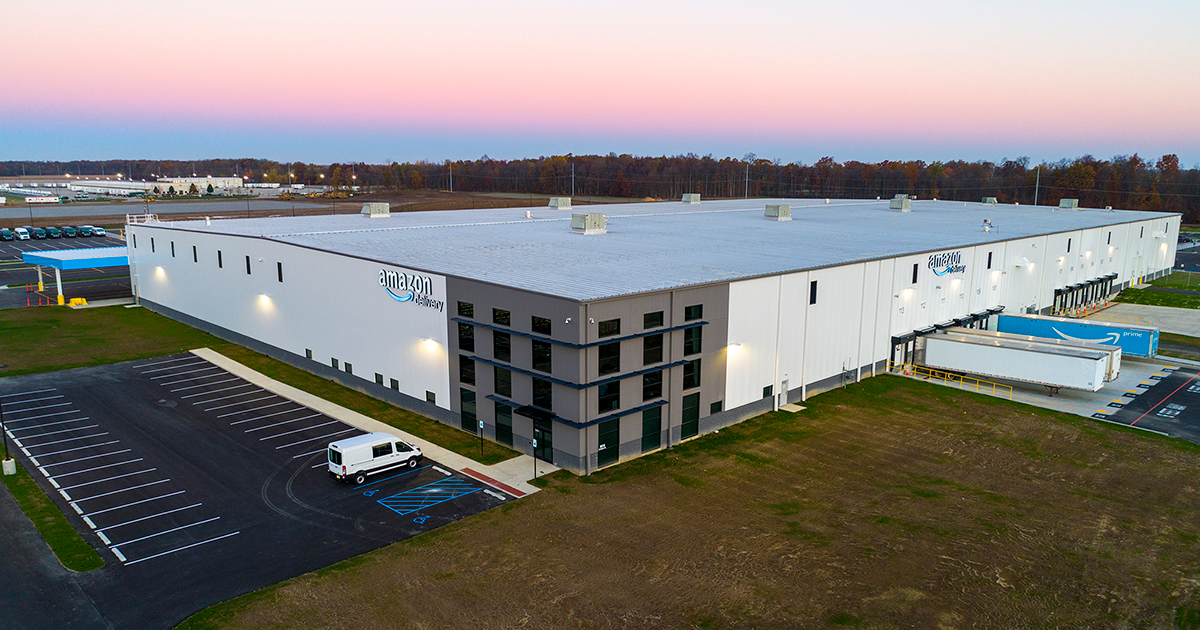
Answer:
[22, 246, 129, 270]
[143, 198, 1175, 301]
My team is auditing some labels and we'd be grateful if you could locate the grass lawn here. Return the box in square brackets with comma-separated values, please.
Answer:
[178, 376, 1200, 629]
[0, 460, 104, 572]
[1114, 287, 1200, 310]
[1152, 271, 1200, 291]
[0, 305, 515, 464]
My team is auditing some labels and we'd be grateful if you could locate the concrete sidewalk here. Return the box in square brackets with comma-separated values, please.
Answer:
[191, 347, 551, 497]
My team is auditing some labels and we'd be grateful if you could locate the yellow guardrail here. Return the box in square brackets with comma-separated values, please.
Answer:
[1086, 312, 1151, 326]
[887, 361, 1013, 400]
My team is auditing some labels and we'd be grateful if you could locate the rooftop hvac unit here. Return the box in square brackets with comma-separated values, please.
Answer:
[889, 196, 911, 212]
[548, 197, 572, 209]
[361, 202, 390, 218]
[982, 197, 998, 205]
[1059, 198, 1079, 210]
[681, 193, 701, 204]
[764, 204, 792, 221]
[982, 218, 993, 233]
[570, 213, 607, 235]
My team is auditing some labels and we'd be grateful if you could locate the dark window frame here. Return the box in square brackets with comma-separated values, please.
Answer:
[598, 318, 621, 338]
[458, 301, 474, 318]
[277, 262, 283, 283]
[459, 355, 476, 385]
[684, 304, 703, 321]
[493, 330, 511, 363]
[532, 378, 552, 410]
[643, 371, 663, 401]
[643, 333, 664, 366]
[598, 341, 620, 376]
[683, 326, 702, 356]
[683, 359, 701, 390]
[532, 316, 552, 335]
[532, 340, 552, 373]
[245, 255, 251, 275]
[809, 280, 818, 305]
[458, 322, 475, 353]
[644, 311, 664, 329]
[493, 308, 511, 326]
[598, 382, 620, 413]
[494, 366, 512, 397]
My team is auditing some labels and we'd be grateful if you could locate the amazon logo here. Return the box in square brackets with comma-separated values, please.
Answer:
[378, 268, 445, 312]
[928, 250, 967, 276]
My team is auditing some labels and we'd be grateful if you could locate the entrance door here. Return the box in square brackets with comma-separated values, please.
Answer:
[597, 419, 619, 467]
[533, 418, 553, 462]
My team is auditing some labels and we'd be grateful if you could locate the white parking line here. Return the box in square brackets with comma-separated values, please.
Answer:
[0, 395, 64, 406]
[3, 410, 84, 423]
[52, 459, 144, 479]
[17, 424, 100, 440]
[216, 400, 291, 418]
[243, 412, 322, 432]
[32, 436, 119, 456]
[24, 432, 109, 448]
[232, 409, 313, 426]
[276, 428, 356, 449]
[72, 479, 170, 503]
[0, 388, 56, 399]
[170, 377, 241, 392]
[259, 420, 340, 441]
[140, 359, 206, 373]
[207, 395, 278, 413]
[149, 365, 219, 379]
[111, 516, 221, 548]
[123, 531, 240, 566]
[40, 449, 133, 469]
[138, 357, 197, 370]
[183, 384, 256, 401]
[294, 448, 331, 459]
[8, 417, 91, 431]
[158, 372, 228, 386]
[1, 402, 72, 413]
[96, 503, 201, 532]
[60, 468, 157, 491]
[85, 490, 186, 516]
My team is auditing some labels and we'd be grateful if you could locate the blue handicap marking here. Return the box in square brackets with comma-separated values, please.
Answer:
[363, 489, 379, 497]
[377, 477, 481, 516]
[413, 515, 429, 524]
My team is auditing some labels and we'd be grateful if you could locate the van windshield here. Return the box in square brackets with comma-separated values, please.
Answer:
[329, 448, 342, 465]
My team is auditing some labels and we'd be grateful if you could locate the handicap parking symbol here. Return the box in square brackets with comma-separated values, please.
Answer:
[363, 489, 379, 497]
[413, 515, 429, 524]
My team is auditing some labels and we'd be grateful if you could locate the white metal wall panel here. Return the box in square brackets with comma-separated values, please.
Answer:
[725, 276, 783, 409]
[803, 264, 865, 386]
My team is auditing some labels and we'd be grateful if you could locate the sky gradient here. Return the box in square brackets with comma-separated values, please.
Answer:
[3, 0, 1198, 166]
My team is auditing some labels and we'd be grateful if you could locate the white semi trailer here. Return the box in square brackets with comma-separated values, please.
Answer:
[919, 332, 1109, 394]
[943, 327, 1121, 382]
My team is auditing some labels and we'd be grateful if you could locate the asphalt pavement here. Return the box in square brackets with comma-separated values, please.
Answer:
[0, 354, 507, 629]
[1101, 366, 1200, 442]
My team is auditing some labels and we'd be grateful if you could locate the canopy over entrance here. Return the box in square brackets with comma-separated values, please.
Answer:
[22, 247, 129, 305]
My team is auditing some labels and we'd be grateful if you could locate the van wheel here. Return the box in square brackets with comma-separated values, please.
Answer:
[407, 458, 418, 469]
[353, 472, 366, 485]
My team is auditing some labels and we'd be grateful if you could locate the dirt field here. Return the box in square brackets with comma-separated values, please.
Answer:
[181, 376, 1200, 630]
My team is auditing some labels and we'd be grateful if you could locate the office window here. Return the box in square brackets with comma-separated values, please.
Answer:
[532, 378, 552, 410]
[495, 403, 514, 446]
[598, 382, 620, 413]
[809, 280, 818, 305]
[344, 363, 352, 375]
[987, 252, 992, 269]
[277, 262, 283, 283]
[426, 391, 436, 404]
[681, 393, 700, 439]
[192, 245, 197, 263]
[218, 250, 223, 268]
[151, 238, 155, 253]
[1107, 232, 1112, 245]
[460, 389, 477, 432]
[390, 378, 399, 391]
[459, 355, 476, 385]
[1067, 238, 1071, 253]
[132, 234, 137, 248]
[912, 263, 918, 284]
[710, 401, 723, 414]
[532, 340, 552, 373]
[493, 308, 511, 326]
[494, 366, 512, 397]
[643, 333, 664, 365]
[598, 318, 620, 338]
[684, 304, 703, 321]
[458, 301, 474, 318]
[493, 331, 511, 362]
[598, 342, 620, 375]
[170, 241, 175, 257]
[763, 385, 773, 398]
[305, 349, 312, 360]
[374, 373, 384, 385]
[331, 358, 339, 369]
[684, 326, 702, 356]
[641, 407, 662, 453]
[1140, 226, 1144, 238]
[245, 255, 252, 275]
[532, 316, 552, 335]
[643, 371, 663, 401]
[683, 359, 701, 389]
[458, 323, 475, 352]
[644, 311, 664, 329]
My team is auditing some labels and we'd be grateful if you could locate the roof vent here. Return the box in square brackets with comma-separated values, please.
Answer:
[548, 197, 571, 209]
[889, 195, 911, 212]
[361, 202, 390, 218]
[765, 204, 792, 221]
[570, 213, 606, 235]
[982, 218, 992, 233]
[982, 197, 998, 205]
[1058, 198, 1079, 210]
[681, 193, 701, 204]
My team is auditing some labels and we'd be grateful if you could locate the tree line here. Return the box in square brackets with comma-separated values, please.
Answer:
[3, 153, 1196, 222]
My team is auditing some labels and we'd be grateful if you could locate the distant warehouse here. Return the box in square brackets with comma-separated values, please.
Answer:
[125, 197, 1181, 474]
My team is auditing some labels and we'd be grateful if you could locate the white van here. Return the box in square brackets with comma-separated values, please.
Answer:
[328, 432, 422, 484]
[13, 227, 29, 240]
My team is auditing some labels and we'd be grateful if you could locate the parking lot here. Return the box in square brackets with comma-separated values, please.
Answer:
[0, 233, 130, 308]
[1101, 365, 1200, 441]
[0, 354, 507, 629]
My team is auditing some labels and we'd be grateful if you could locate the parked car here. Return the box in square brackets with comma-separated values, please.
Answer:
[31, 227, 47, 239]
[61, 226, 77, 238]
[13, 227, 30, 241]
[328, 432, 422, 484]
[92, 227, 107, 237]
[77, 225, 93, 237]
[0, 228, 12, 241]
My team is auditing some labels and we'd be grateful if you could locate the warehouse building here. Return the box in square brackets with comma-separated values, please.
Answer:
[125, 198, 1181, 474]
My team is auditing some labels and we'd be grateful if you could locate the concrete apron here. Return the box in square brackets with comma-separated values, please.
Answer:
[191, 347, 549, 497]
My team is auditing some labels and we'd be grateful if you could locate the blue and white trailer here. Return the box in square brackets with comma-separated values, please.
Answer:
[995, 313, 1159, 358]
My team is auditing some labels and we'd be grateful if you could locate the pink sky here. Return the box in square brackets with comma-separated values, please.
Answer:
[4, 0, 1198, 164]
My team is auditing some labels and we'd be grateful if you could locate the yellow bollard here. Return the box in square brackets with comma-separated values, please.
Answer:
[57, 294, 65, 306]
